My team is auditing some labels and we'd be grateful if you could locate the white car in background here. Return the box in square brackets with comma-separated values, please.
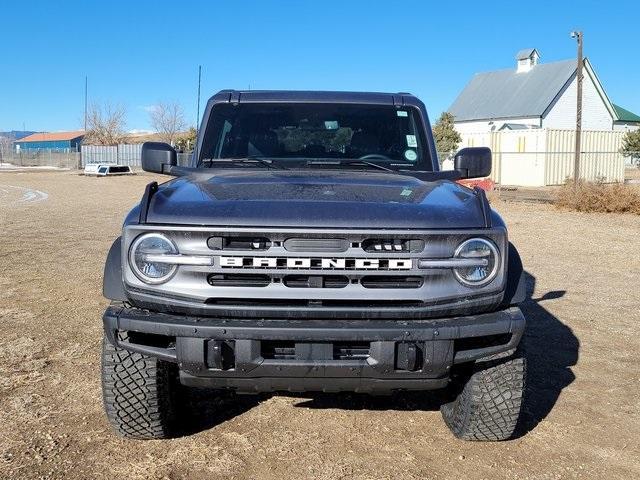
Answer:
[84, 164, 134, 176]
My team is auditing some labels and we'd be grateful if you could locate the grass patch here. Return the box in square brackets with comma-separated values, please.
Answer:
[555, 180, 640, 215]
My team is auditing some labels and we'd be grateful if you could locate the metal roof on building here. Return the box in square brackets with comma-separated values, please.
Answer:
[613, 104, 640, 123]
[15, 130, 85, 143]
[448, 59, 577, 122]
[515, 48, 538, 60]
[498, 123, 537, 131]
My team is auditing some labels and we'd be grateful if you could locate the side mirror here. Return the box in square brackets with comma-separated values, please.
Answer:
[141, 142, 177, 174]
[454, 147, 492, 179]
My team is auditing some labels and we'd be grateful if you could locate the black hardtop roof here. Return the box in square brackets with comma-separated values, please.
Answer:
[208, 89, 422, 106]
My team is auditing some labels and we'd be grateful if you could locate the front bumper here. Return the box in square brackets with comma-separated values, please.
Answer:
[103, 305, 525, 393]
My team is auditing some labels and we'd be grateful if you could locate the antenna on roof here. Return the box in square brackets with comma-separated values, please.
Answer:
[194, 65, 202, 165]
[196, 65, 202, 135]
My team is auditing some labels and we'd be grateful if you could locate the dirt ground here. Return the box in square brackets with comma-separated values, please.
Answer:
[626, 166, 640, 181]
[0, 171, 638, 480]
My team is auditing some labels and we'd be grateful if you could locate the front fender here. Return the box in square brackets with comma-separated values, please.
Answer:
[503, 242, 526, 306]
[103, 237, 126, 301]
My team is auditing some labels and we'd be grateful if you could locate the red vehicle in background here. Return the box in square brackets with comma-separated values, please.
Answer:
[442, 153, 495, 191]
[457, 177, 495, 191]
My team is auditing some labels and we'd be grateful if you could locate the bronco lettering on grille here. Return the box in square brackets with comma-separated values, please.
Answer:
[219, 257, 412, 270]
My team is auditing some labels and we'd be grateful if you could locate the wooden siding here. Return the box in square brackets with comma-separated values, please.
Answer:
[542, 70, 613, 131]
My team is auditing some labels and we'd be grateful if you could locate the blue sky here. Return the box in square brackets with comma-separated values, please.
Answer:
[1, 0, 639, 132]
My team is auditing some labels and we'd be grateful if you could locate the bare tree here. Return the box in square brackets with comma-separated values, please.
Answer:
[84, 103, 127, 145]
[0, 135, 12, 151]
[149, 102, 186, 145]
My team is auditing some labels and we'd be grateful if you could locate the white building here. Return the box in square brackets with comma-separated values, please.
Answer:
[449, 48, 640, 134]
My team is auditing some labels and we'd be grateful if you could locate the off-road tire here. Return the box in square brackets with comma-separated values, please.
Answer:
[101, 332, 178, 439]
[441, 348, 526, 441]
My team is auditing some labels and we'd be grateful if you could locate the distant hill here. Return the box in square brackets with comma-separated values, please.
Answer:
[124, 132, 164, 143]
[0, 130, 37, 141]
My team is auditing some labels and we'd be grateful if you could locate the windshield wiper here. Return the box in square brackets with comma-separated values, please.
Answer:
[306, 159, 410, 173]
[201, 157, 287, 170]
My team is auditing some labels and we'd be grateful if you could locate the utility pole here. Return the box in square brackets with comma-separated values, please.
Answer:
[571, 31, 583, 186]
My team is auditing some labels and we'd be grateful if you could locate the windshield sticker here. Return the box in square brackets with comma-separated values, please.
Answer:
[324, 120, 339, 130]
[404, 149, 417, 161]
[406, 135, 417, 148]
[396, 110, 408, 117]
[400, 188, 413, 196]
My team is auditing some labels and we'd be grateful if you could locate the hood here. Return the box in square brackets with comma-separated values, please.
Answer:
[144, 170, 487, 229]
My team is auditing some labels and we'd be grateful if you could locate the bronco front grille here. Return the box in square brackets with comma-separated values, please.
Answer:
[123, 225, 508, 312]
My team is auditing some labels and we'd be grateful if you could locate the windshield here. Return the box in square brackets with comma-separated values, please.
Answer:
[199, 102, 432, 170]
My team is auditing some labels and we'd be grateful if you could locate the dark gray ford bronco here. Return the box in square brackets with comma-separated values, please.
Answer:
[101, 90, 527, 441]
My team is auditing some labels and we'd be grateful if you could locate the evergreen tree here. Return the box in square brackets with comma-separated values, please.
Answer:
[432, 112, 461, 158]
[174, 127, 197, 152]
[620, 129, 640, 159]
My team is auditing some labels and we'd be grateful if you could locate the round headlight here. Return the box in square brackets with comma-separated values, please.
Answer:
[453, 238, 499, 287]
[129, 233, 178, 284]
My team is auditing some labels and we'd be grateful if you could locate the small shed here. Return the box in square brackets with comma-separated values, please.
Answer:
[14, 131, 85, 152]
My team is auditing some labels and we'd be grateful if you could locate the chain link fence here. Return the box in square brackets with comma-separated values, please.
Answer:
[1, 143, 638, 185]
[0, 144, 192, 170]
[0, 145, 81, 169]
[80, 144, 192, 168]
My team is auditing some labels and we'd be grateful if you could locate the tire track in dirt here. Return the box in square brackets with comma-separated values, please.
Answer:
[0, 184, 49, 205]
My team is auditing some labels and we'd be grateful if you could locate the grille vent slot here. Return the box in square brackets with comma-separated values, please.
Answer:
[333, 342, 370, 360]
[361, 238, 425, 253]
[208, 274, 271, 287]
[261, 341, 370, 361]
[208, 236, 271, 250]
[455, 334, 512, 352]
[283, 275, 349, 288]
[284, 238, 349, 252]
[262, 341, 296, 360]
[361, 276, 424, 289]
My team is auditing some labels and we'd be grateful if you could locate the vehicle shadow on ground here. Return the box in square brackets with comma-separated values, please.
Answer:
[292, 271, 579, 439]
[177, 389, 264, 437]
[177, 271, 579, 438]
[516, 271, 578, 437]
